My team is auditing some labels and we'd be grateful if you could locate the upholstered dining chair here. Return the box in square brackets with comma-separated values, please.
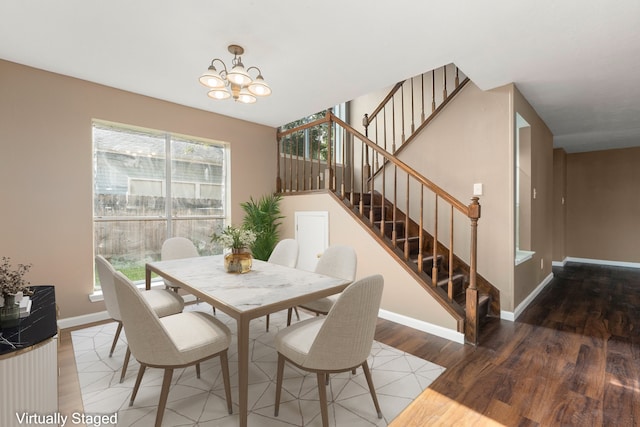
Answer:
[112, 270, 233, 427]
[265, 239, 299, 331]
[95, 255, 184, 383]
[161, 236, 214, 314]
[274, 274, 384, 427]
[160, 236, 199, 292]
[267, 238, 299, 267]
[287, 245, 357, 326]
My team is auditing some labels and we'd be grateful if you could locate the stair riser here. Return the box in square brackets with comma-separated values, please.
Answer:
[438, 276, 465, 298]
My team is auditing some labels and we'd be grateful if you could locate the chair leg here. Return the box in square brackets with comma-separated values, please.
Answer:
[196, 363, 201, 379]
[316, 372, 329, 427]
[294, 307, 300, 320]
[120, 347, 132, 383]
[286, 308, 293, 326]
[130, 364, 147, 406]
[274, 354, 285, 416]
[266, 314, 270, 332]
[361, 361, 383, 419]
[109, 321, 123, 357]
[220, 350, 233, 414]
[154, 368, 174, 427]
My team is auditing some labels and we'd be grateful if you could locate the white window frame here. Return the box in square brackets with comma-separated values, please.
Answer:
[92, 120, 230, 292]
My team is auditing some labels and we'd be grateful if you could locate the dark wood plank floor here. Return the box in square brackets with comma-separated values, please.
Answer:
[380, 263, 640, 426]
[58, 263, 640, 426]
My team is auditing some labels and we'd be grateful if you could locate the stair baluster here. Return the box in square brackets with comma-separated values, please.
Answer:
[276, 100, 494, 346]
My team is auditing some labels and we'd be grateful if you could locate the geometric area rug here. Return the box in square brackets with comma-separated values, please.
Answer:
[72, 302, 445, 426]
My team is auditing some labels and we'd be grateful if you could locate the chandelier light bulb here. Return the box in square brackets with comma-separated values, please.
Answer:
[207, 88, 231, 100]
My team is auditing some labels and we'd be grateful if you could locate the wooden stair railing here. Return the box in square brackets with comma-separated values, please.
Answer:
[362, 64, 469, 164]
[277, 110, 496, 345]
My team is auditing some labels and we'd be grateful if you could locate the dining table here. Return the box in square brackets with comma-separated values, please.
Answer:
[145, 254, 351, 427]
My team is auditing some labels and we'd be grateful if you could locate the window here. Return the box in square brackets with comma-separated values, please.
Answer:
[93, 121, 229, 288]
[279, 103, 347, 163]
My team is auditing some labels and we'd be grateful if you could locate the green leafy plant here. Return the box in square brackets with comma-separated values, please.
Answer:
[241, 194, 284, 261]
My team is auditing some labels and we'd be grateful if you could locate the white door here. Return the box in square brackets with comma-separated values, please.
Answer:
[295, 211, 329, 271]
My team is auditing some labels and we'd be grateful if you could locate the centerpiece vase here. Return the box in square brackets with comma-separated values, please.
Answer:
[224, 248, 252, 274]
[0, 293, 20, 328]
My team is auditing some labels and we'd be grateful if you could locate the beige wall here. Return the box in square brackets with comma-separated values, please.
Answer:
[552, 149, 567, 262]
[565, 147, 640, 263]
[0, 59, 276, 320]
[279, 193, 459, 331]
[512, 87, 554, 307]
[382, 82, 516, 309]
[348, 81, 555, 312]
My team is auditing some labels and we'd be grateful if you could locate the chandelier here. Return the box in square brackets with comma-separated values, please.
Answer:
[199, 44, 272, 104]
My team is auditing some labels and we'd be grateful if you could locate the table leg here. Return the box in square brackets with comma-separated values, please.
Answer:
[145, 267, 151, 290]
[237, 316, 250, 427]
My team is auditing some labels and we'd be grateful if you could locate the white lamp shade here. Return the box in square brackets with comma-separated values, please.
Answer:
[248, 76, 271, 97]
[207, 88, 231, 100]
[199, 67, 225, 88]
[236, 87, 257, 104]
[227, 64, 252, 86]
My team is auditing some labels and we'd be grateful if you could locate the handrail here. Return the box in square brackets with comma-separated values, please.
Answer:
[362, 64, 464, 155]
[365, 81, 404, 127]
[330, 112, 471, 216]
[276, 106, 482, 344]
[277, 115, 330, 138]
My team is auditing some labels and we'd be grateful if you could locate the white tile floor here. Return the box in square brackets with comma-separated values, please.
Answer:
[72, 303, 445, 426]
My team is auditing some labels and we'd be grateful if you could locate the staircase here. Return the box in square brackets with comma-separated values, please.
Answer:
[276, 64, 500, 345]
[351, 191, 496, 330]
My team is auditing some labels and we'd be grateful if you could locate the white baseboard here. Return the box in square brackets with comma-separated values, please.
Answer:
[501, 272, 554, 322]
[57, 310, 111, 330]
[63, 297, 464, 344]
[58, 294, 199, 330]
[378, 309, 465, 344]
[552, 258, 567, 267]
[564, 257, 640, 269]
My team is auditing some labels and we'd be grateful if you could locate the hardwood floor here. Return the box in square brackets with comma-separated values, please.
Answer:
[58, 263, 640, 426]
[382, 263, 640, 426]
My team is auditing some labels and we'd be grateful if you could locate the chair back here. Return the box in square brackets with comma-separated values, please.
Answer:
[95, 255, 121, 321]
[304, 274, 383, 370]
[112, 271, 181, 366]
[268, 239, 299, 268]
[314, 245, 357, 281]
[161, 237, 199, 260]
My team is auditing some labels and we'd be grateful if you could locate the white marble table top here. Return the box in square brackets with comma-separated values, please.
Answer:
[146, 255, 350, 316]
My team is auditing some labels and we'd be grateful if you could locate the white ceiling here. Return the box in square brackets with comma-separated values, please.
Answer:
[2, 0, 639, 153]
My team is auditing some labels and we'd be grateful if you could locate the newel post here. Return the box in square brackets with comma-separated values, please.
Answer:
[326, 109, 334, 191]
[465, 197, 481, 345]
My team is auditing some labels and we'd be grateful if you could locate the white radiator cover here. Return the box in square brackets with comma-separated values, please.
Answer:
[0, 337, 58, 427]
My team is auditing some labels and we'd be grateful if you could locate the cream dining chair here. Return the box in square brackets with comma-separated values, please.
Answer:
[265, 238, 299, 331]
[287, 245, 357, 325]
[112, 270, 233, 427]
[95, 255, 185, 383]
[274, 274, 384, 427]
[160, 236, 199, 292]
[161, 236, 214, 314]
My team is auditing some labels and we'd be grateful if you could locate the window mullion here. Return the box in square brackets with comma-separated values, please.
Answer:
[165, 133, 173, 237]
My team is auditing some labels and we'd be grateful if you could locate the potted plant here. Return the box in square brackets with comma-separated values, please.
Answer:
[0, 257, 32, 305]
[0, 257, 32, 326]
[241, 194, 283, 261]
